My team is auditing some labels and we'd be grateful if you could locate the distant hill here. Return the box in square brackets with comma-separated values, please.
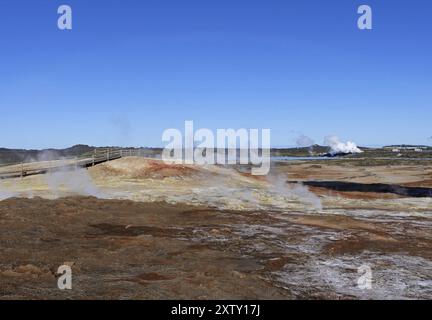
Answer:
[2, 143, 430, 165]
[384, 144, 431, 149]
[0, 144, 339, 164]
[0, 144, 96, 165]
[0, 145, 165, 165]
[271, 145, 331, 157]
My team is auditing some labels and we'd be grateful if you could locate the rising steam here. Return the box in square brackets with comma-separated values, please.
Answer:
[267, 174, 322, 211]
[0, 183, 17, 201]
[324, 136, 363, 155]
[0, 149, 103, 201]
[44, 167, 103, 198]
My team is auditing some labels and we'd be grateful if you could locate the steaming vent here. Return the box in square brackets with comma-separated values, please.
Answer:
[324, 136, 363, 157]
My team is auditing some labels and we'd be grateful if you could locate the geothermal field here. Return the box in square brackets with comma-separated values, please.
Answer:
[0, 156, 432, 299]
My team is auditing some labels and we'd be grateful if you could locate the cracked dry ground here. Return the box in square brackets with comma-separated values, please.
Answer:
[1, 196, 432, 299]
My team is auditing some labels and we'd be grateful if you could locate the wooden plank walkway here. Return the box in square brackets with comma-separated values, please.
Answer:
[0, 148, 140, 179]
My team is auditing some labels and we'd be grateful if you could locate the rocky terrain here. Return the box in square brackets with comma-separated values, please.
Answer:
[0, 157, 431, 299]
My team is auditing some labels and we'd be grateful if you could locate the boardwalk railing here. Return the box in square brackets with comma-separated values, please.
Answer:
[0, 148, 146, 180]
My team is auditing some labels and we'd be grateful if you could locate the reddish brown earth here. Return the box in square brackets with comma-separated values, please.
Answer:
[0, 197, 289, 299]
[1, 159, 431, 299]
[1, 195, 432, 299]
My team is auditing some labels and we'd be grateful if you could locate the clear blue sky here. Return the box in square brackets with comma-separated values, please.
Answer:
[0, 0, 431, 148]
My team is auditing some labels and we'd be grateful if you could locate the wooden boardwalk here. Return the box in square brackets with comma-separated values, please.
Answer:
[0, 148, 140, 179]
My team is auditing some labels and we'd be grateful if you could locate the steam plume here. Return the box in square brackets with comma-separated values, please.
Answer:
[324, 136, 363, 155]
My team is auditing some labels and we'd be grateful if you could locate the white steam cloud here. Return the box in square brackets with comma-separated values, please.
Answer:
[44, 167, 103, 198]
[0, 185, 17, 201]
[324, 136, 363, 155]
[0, 149, 103, 201]
[267, 175, 322, 211]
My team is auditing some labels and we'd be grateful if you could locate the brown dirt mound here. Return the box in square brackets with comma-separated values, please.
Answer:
[91, 157, 203, 179]
[133, 160, 201, 179]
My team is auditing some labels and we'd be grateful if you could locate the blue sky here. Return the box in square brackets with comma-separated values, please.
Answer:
[0, 0, 431, 148]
